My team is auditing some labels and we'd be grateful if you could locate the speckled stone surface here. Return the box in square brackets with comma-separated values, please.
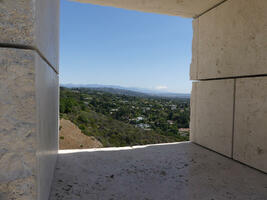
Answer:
[190, 79, 235, 157]
[191, 0, 267, 80]
[0, 0, 34, 45]
[49, 142, 267, 200]
[0, 48, 58, 200]
[0, 48, 37, 200]
[234, 77, 267, 173]
[0, 0, 59, 71]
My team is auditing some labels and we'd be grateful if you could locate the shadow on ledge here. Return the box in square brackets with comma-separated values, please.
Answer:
[49, 142, 267, 200]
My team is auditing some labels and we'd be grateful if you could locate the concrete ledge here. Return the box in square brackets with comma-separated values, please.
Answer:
[49, 142, 267, 199]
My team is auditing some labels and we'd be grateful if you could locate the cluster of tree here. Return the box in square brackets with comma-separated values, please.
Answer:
[60, 87, 190, 147]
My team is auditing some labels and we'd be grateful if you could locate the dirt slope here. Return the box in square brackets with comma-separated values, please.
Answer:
[59, 119, 103, 149]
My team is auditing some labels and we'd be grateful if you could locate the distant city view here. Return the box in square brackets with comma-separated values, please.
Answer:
[59, 86, 190, 149]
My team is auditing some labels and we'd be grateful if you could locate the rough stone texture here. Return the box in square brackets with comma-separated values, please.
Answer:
[190, 0, 267, 80]
[49, 142, 267, 200]
[0, 48, 58, 200]
[0, 0, 60, 71]
[0, 48, 37, 200]
[234, 77, 267, 173]
[0, 0, 34, 45]
[190, 79, 234, 157]
[74, 0, 224, 18]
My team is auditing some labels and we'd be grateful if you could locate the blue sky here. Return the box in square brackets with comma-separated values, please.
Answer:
[60, 0, 193, 93]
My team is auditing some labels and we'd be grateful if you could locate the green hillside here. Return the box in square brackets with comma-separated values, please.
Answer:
[60, 87, 190, 147]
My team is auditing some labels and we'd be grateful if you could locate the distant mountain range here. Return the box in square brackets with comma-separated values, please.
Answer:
[61, 83, 190, 99]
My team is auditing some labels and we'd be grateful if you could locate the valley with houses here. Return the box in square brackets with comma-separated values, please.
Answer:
[59, 86, 190, 149]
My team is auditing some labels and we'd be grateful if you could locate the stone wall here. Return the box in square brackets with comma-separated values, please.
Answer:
[0, 0, 59, 199]
[0, 0, 59, 69]
[0, 49, 38, 200]
[190, 0, 267, 173]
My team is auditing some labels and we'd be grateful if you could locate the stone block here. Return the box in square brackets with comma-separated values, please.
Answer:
[35, 52, 59, 200]
[0, 0, 60, 71]
[75, 0, 225, 18]
[191, 0, 267, 80]
[234, 77, 267, 173]
[190, 19, 198, 80]
[0, 48, 58, 200]
[0, 48, 37, 200]
[190, 79, 235, 157]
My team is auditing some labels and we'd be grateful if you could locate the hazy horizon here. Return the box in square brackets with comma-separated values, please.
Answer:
[61, 83, 191, 94]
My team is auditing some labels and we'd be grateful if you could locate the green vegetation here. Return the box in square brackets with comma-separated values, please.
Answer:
[60, 87, 190, 147]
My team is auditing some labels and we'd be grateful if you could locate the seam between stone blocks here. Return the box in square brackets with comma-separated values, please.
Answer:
[196, 73, 267, 81]
[194, 0, 229, 19]
[231, 79, 236, 158]
[0, 43, 59, 75]
[196, 19, 199, 80]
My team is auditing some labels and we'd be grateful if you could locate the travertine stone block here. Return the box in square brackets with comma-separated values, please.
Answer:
[74, 0, 224, 18]
[189, 82, 197, 142]
[0, 49, 37, 200]
[234, 77, 267, 173]
[190, 79, 235, 157]
[0, 0, 59, 71]
[35, 53, 59, 200]
[190, 19, 198, 80]
[191, 0, 267, 80]
[0, 48, 58, 200]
